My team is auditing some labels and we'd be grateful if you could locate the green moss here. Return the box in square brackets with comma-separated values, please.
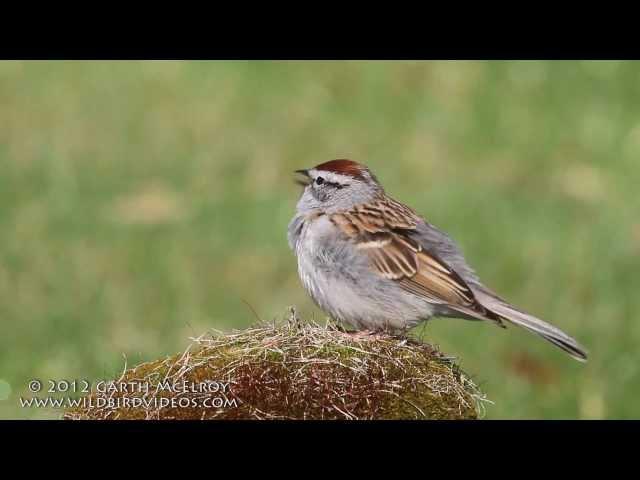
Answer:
[65, 321, 485, 420]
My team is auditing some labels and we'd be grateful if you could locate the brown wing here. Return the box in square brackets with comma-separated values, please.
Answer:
[329, 199, 501, 323]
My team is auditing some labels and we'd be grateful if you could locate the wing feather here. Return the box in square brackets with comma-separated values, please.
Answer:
[329, 198, 497, 321]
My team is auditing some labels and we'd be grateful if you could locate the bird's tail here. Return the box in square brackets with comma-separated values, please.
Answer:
[474, 288, 588, 362]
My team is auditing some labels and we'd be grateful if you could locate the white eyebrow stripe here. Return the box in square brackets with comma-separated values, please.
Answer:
[309, 169, 354, 184]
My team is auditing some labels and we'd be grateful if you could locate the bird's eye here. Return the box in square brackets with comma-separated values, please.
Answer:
[315, 177, 324, 185]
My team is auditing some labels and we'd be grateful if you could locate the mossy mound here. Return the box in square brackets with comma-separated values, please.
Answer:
[64, 319, 484, 420]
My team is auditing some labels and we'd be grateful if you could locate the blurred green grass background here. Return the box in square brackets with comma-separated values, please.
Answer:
[1, 60, 638, 419]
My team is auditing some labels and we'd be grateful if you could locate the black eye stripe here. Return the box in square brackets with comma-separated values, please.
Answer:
[314, 177, 347, 189]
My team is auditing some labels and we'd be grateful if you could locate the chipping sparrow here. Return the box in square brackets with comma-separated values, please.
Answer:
[288, 159, 587, 361]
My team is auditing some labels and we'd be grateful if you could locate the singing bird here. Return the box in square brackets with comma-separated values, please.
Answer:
[288, 159, 587, 361]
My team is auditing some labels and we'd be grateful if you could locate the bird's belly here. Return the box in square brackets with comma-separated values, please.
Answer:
[297, 244, 435, 331]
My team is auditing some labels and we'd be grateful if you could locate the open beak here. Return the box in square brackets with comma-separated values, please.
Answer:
[294, 169, 311, 187]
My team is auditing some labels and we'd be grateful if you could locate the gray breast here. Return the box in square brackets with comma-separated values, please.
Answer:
[292, 215, 434, 330]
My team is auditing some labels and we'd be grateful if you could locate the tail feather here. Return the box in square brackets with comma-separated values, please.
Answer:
[473, 288, 588, 362]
